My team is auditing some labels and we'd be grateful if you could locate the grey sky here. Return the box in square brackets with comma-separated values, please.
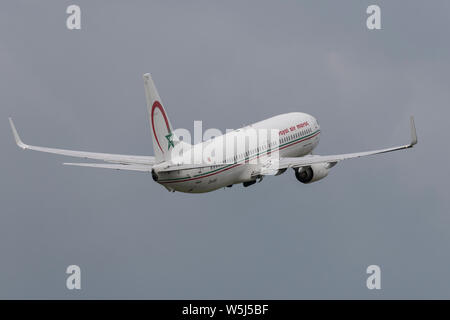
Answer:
[1, 0, 449, 299]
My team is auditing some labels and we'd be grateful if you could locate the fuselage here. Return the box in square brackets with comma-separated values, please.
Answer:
[155, 112, 320, 193]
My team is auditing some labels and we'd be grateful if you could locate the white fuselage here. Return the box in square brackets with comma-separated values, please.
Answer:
[155, 112, 321, 193]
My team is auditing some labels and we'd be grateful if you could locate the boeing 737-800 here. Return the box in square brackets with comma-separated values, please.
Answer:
[9, 73, 417, 193]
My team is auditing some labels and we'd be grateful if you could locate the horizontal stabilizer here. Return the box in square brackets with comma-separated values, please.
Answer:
[155, 162, 230, 172]
[63, 163, 153, 172]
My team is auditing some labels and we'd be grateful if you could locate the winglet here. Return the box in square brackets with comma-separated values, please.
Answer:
[410, 116, 418, 146]
[8, 118, 28, 149]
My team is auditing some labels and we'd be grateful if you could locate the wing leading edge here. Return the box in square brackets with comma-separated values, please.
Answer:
[9, 118, 155, 166]
[277, 116, 417, 170]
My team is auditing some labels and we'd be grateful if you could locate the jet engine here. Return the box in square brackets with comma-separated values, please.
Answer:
[151, 169, 159, 182]
[294, 163, 334, 184]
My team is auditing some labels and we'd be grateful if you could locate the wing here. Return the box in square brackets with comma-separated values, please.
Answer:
[9, 118, 155, 165]
[276, 116, 418, 170]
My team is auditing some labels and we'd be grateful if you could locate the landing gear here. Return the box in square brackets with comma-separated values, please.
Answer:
[243, 180, 257, 187]
[243, 175, 263, 188]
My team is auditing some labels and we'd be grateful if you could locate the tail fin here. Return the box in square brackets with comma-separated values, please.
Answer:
[143, 73, 178, 163]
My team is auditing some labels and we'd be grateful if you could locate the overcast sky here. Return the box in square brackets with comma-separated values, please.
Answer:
[1, 0, 450, 299]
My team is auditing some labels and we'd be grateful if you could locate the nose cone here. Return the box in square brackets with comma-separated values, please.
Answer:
[309, 115, 319, 130]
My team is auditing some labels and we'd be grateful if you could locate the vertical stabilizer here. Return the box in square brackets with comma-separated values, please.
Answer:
[143, 73, 177, 163]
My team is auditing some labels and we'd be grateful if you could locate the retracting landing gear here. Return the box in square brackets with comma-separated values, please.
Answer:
[243, 176, 263, 188]
[243, 180, 256, 187]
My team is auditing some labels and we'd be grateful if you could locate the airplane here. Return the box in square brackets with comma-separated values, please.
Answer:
[9, 73, 417, 194]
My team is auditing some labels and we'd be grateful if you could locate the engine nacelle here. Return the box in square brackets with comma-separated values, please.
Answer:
[151, 169, 159, 182]
[294, 163, 330, 184]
